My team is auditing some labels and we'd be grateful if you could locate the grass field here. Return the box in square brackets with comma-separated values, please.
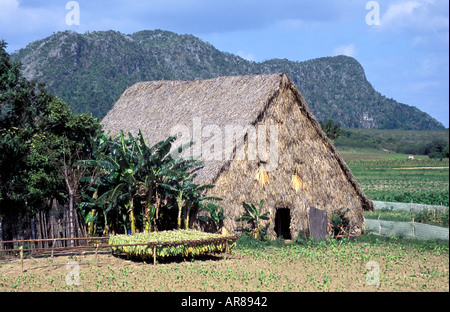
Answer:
[1, 149, 448, 293]
[340, 151, 449, 206]
[0, 235, 448, 292]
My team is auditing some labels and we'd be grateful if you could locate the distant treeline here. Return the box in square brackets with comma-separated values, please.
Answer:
[334, 127, 449, 156]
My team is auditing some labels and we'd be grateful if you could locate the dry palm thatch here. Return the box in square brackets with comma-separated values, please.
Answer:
[291, 174, 306, 192]
[255, 167, 270, 188]
[101, 73, 373, 239]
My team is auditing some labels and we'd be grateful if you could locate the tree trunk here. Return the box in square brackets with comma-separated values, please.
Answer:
[176, 193, 184, 230]
[64, 165, 76, 247]
[185, 204, 192, 229]
[144, 184, 153, 233]
[50, 198, 61, 247]
[88, 209, 96, 236]
[103, 213, 109, 236]
[154, 187, 161, 232]
[68, 193, 75, 247]
[40, 210, 49, 249]
[127, 199, 135, 234]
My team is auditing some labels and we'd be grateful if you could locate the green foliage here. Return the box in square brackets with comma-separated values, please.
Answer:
[1, 40, 100, 220]
[375, 191, 449, 207]
[330, 208, 351, 237]
[416, 209, 449, 227]
[197, 201, 225, 232]
[2, 41, 218, 239]
[11, 31, 445, 130]
[336, 128, 449, 155]
[425, 140, 449, 160]
[236, 199, 270, 240]
[319, 119, 342, 140]
[365, 207, 449, 227]
[345, 154, 449, 206]
[83, 129, 219, 235]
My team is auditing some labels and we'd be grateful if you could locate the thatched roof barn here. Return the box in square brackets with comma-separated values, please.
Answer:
[101, 73, 373, 239]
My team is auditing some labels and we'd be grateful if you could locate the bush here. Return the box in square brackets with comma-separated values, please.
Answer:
[330, 208, 351, 238]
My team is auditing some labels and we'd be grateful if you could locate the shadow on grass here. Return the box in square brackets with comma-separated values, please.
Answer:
[111, 251, 229, 265]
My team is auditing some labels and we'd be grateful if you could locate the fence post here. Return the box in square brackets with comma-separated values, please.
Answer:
[20, 246, 24, 272]
[377, 215, 382, 235]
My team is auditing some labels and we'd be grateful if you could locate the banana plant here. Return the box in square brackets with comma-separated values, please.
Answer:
[160, 172, 192, 229]
[185, 185, 220, 229]
[161, 173, 218, 229]
[80, 128, 213, 234]
[93, 130, 140, 233]
[236, 199, 269, 240]
[133, 131, 197, 232]
[197, 201, 225, 232]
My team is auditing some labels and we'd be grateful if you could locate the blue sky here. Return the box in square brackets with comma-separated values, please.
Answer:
[1, 0, 449, 127]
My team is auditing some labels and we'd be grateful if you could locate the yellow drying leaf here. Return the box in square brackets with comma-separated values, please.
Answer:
[255, 168, 270, 188]
[291, 174, 306, 192]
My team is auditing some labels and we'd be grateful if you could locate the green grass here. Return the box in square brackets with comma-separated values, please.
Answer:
[335, 128, 449, 155]
[2, 233, 448, 292]
[365, 208, 449, 227]
[340, 150, 449, 206]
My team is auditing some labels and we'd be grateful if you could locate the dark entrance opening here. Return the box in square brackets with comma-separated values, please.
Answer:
[275, 208, 292, 239]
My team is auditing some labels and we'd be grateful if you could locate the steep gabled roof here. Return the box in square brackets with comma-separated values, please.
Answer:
[101, 73, 373, 212]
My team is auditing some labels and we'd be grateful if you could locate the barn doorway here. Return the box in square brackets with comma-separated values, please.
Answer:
[275, 208, 292, 239]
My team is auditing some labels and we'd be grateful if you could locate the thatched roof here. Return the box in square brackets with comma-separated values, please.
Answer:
[102, 74, 286, 184]
[102, 73, 373, 236]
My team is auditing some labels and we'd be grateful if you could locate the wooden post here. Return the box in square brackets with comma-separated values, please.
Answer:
[19, 246, 24, 272]
[224, 240, 229, 260]
[347, 222, 351, 241]
[51, 238, 56, 257]
[153, 245, 157, 265]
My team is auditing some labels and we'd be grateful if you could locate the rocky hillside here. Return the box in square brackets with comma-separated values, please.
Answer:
[11, 30, 445, 130]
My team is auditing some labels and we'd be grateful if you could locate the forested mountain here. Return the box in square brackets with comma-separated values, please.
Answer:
[11, 29, 445, 130]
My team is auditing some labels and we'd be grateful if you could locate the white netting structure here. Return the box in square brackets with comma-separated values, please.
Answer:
[372, 201, 448, 214]
[364, 219, 449, 241]
[365, 201, 449, 241]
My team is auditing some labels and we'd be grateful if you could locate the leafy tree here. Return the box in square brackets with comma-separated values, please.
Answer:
[425, 140, 449, 160]
[319, 119, 342, 140]
[1, 40, 100, 242]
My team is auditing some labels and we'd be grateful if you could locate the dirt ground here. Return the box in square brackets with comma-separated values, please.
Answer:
[1, 243, 448, 292]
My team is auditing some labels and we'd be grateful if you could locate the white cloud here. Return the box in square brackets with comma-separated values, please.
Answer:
[380, 0, 449, 33]
[333, 44, 357, 57]
[381, 1, 422, 26]
[0, 0, 64, 33]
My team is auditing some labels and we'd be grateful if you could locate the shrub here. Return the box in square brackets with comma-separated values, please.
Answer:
[330, 208, 351, 238]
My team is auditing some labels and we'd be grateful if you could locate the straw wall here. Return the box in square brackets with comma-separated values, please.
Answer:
[101, 73, 372, 239]
[205, 75, 368, 239]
